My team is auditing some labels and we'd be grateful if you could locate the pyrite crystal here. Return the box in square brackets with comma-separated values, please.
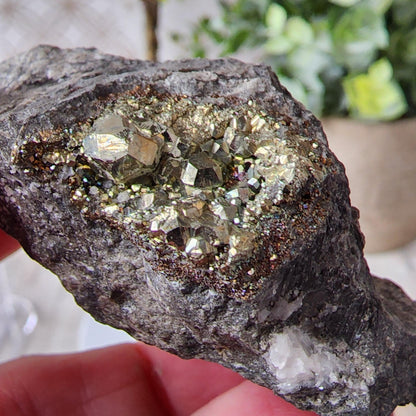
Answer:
[0, 46, 415, 416]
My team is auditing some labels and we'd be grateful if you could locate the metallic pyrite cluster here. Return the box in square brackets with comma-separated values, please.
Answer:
[17, 95, 320, 268]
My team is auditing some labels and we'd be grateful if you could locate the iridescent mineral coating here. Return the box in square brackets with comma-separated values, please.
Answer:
[15, 93, 324, 296]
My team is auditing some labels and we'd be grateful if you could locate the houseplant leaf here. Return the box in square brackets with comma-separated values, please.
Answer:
[265, 3, 287, 37]
[332, 6, 388, 71]
[343, 58, 408, 120]
[285, 17, 314, 45]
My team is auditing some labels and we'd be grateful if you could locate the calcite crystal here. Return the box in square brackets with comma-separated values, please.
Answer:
[0, 46, 415, 416]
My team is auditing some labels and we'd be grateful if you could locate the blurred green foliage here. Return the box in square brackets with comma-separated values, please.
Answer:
[175, 0, 416, 120]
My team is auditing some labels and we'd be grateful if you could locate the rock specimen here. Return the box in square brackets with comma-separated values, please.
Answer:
[0, 45, 415, 415]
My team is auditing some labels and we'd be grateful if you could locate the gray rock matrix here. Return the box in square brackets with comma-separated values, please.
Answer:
[0, 46, 415, 416]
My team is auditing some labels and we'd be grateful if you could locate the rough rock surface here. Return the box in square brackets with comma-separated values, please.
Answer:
[0, 45, 415, 416]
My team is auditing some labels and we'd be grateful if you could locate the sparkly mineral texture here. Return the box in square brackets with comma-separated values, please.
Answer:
[0, 46, 415, 416]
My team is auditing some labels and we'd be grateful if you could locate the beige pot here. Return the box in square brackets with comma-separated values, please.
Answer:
[323, 118, 416, 253]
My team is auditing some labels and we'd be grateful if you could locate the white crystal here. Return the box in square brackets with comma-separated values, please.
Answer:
[266, 327, 345, 395]
[265, 327, 375, 398]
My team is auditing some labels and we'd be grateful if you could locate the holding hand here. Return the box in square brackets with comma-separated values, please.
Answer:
[0, 229, 315, 416]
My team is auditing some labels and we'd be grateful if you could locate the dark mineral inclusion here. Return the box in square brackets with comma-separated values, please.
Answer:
[0, 45, 415, 415]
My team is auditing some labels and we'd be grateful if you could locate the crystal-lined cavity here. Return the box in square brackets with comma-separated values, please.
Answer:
[18, 95, 322, 271]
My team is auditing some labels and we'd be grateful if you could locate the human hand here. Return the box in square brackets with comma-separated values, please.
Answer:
[0, 229, 316, 416]
[0, 343, 316, 416]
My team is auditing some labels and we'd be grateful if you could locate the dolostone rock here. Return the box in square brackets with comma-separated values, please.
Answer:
[1, 45, 415, 416]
